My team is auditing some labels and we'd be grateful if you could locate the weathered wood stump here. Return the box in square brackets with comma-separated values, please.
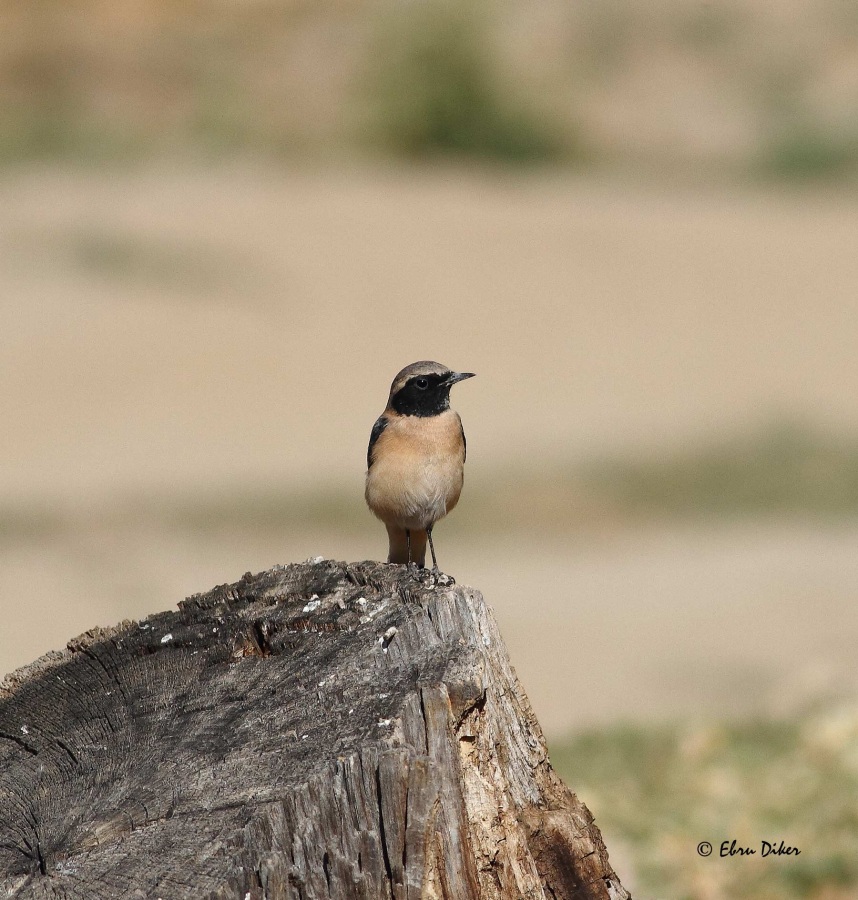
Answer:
[0, 560, 629, 899]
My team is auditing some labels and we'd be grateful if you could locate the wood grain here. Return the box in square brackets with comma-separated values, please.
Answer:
[0, 560, 629, 899]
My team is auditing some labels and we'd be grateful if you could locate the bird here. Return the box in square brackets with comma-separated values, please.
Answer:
[365, 361, 475, 572]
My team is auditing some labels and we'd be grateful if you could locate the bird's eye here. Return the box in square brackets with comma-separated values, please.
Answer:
[414, 377, 429, 390]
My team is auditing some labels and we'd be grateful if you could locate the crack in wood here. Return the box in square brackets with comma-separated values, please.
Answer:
[374, 765, 397, 900]
[0, 732, 38, 756]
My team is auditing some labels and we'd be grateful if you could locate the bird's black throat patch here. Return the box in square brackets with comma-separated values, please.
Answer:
[390, 373, 452, 417]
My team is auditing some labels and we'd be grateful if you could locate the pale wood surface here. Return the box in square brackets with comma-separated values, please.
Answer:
[0, 560, 629, 899]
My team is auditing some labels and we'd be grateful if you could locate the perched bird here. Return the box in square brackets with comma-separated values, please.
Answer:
[365, 361, 475, 571]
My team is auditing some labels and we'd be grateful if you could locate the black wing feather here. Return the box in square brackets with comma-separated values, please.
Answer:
[367, 415, 389, 469]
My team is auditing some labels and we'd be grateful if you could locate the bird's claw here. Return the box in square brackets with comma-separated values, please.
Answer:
[405, 562, 424, 580]
[400, 562, 454, 586]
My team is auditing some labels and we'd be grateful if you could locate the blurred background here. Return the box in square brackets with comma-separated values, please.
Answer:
[2, 0, 858, 896]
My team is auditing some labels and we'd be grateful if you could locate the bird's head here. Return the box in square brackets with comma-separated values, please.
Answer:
[387, 361, 475, 417]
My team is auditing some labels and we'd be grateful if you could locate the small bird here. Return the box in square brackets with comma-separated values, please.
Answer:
[365, 361, 475, 571]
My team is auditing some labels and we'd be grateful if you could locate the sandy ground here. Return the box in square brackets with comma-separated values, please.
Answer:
[2, 163, 858, 735]
[2, 164, 858, 506]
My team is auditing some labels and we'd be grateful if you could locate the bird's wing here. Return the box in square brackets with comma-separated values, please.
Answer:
[367, 415, 389, 470]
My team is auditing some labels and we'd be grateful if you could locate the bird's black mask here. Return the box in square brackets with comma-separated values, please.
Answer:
[391, 373, 453, 417]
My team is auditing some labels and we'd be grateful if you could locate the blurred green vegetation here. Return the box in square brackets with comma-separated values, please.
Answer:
[8, 225, 270, 297]
[551, 705, 858, 899]
[761, 125, 858, 181]
[362, 3, 572, 162]
[2, 422, 857, 543]
[0, 0, 856, 178]
[585, 421, 858, 518]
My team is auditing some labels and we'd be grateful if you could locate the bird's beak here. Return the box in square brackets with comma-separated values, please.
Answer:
[446, 371, 476, 385]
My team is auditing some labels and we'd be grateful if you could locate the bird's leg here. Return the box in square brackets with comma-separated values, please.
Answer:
[405, 528, 422, 575]
[406, 529, 421, 571]
[427, 527, 439, 574]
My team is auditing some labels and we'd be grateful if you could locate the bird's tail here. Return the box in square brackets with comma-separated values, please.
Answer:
[386, 525, 427, 567]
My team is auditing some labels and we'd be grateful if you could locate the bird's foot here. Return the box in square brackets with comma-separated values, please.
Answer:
[402, 563, 455, 586]
[427, 565, 455, 586]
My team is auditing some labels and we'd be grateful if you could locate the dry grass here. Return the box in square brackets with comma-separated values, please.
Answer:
[552, 705, 858, 899]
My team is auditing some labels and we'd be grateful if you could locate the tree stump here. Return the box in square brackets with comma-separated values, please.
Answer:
[0, 560, 629, 899]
